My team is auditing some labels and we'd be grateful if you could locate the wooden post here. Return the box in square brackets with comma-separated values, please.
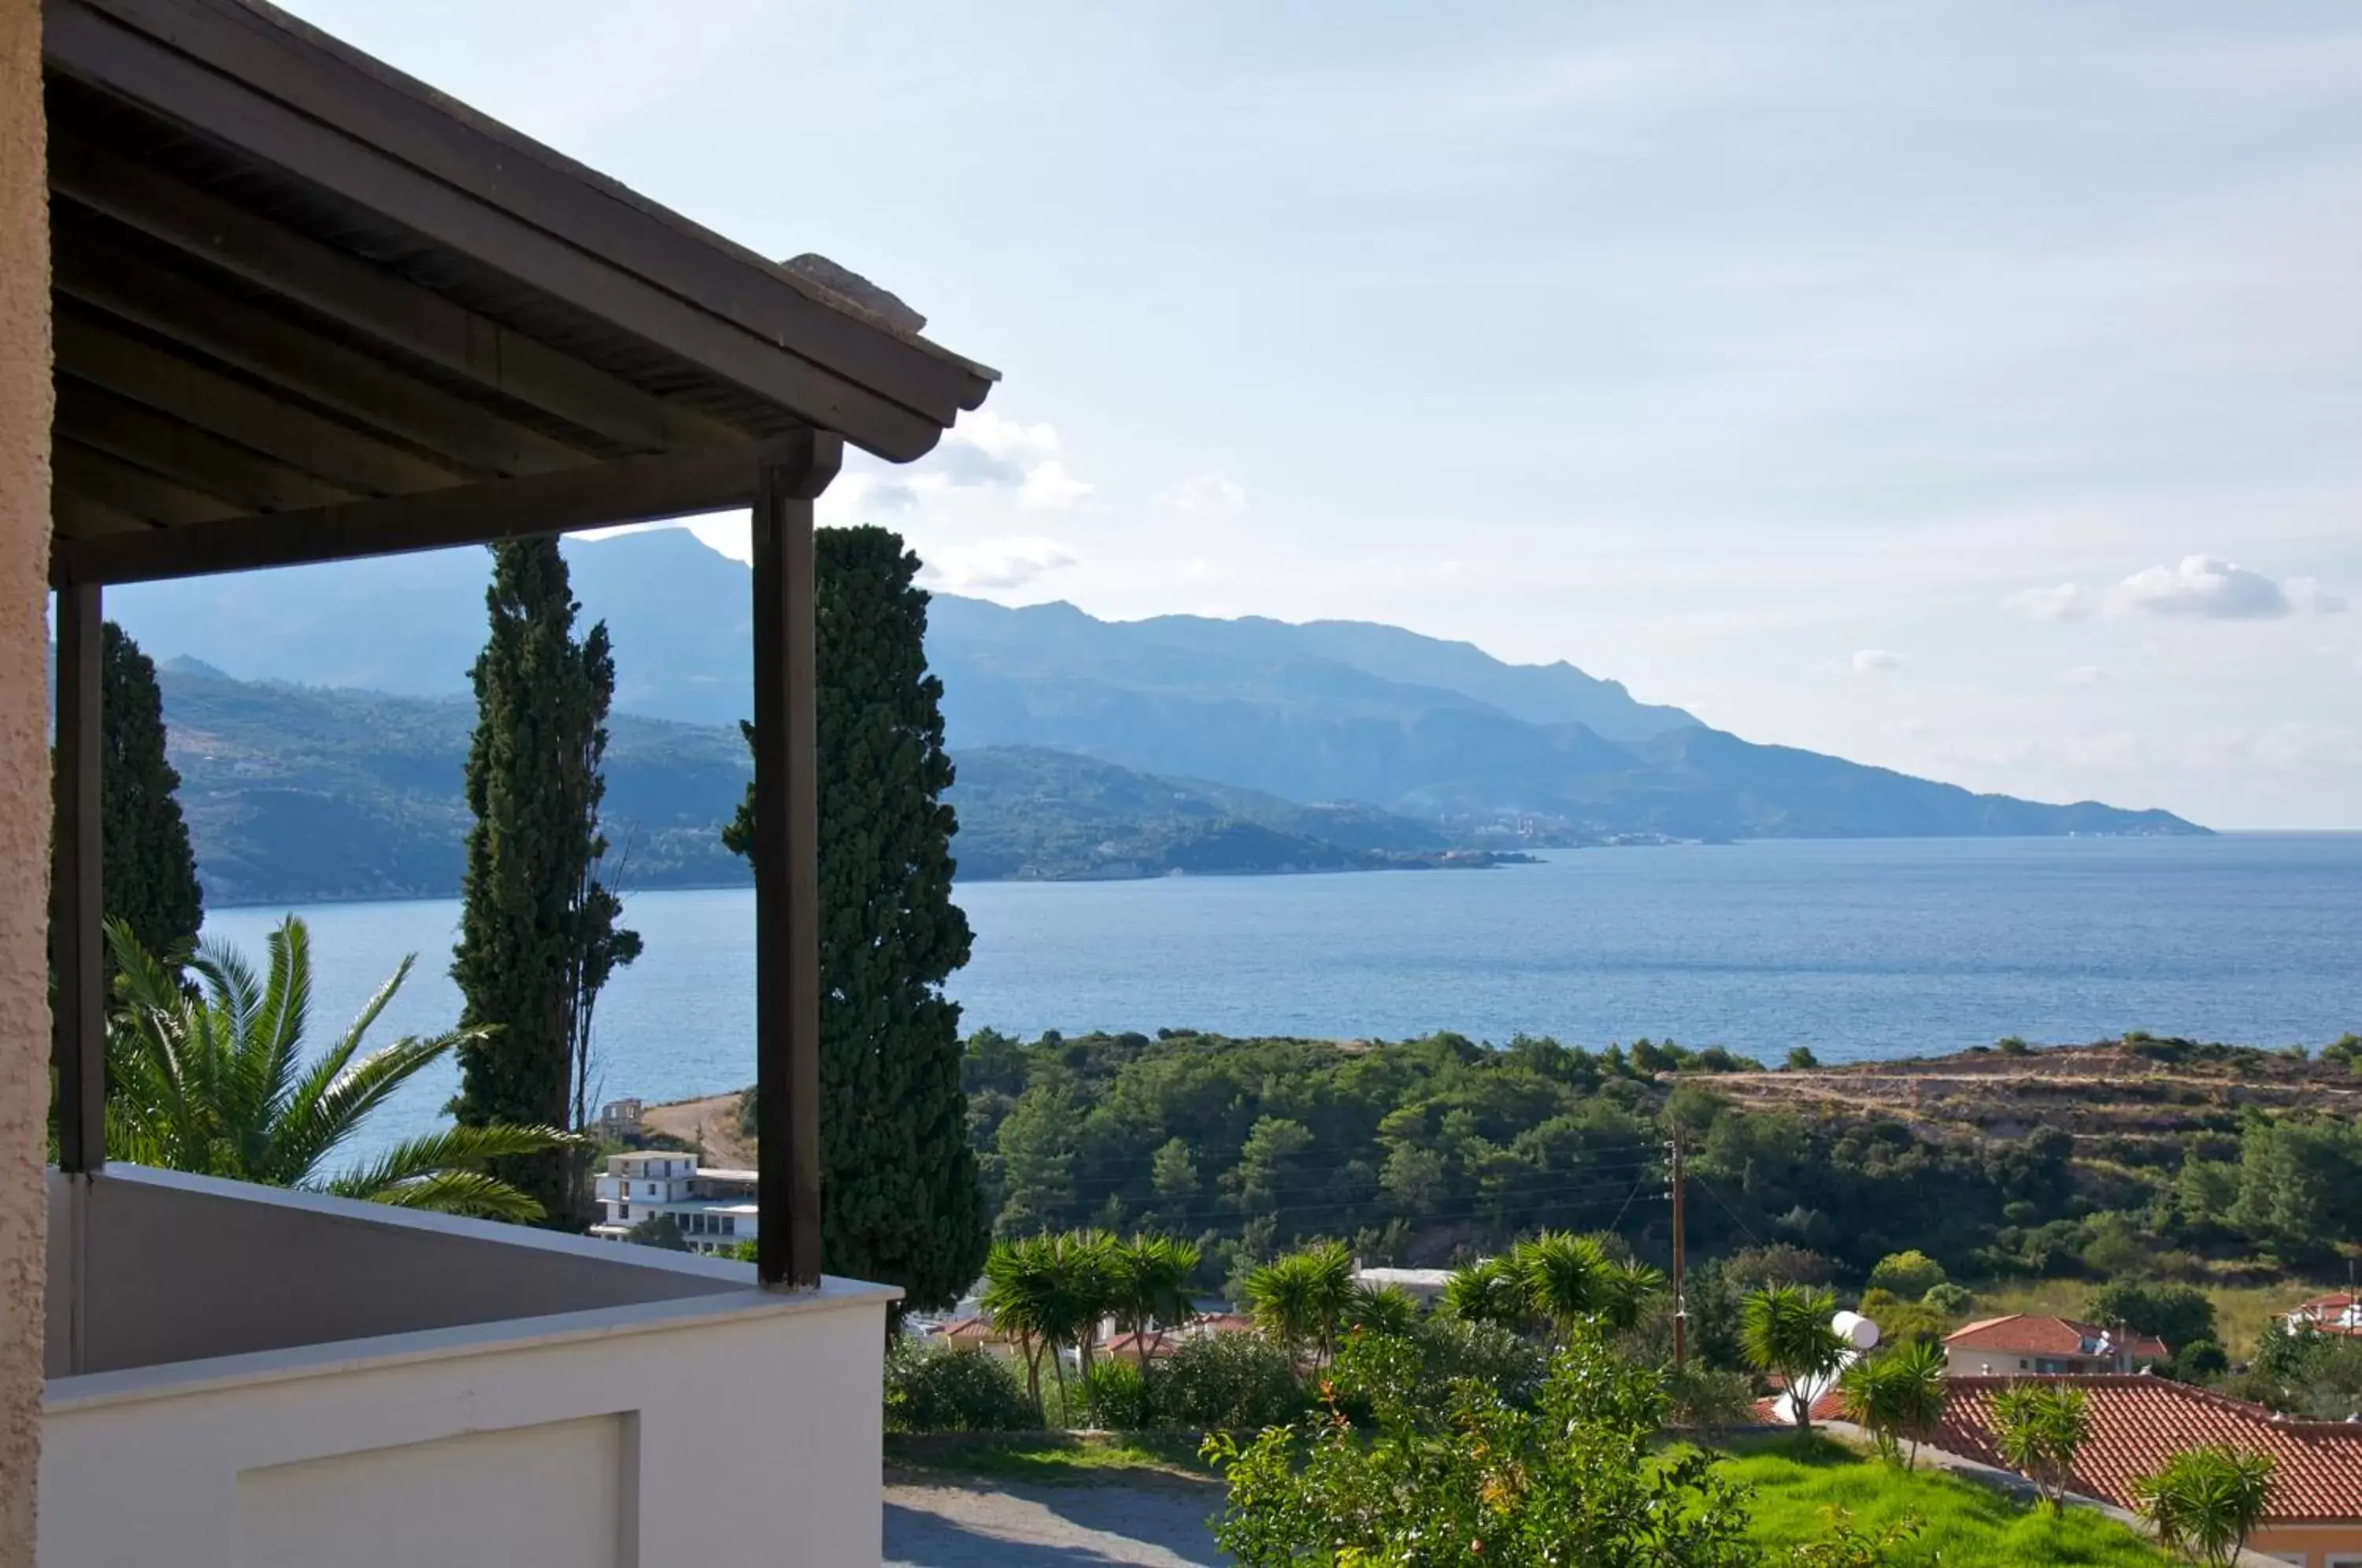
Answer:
[51, 581, 105, 1173]
[1669, 1126, 1687, 1372]
[750, 431, 840, 1289]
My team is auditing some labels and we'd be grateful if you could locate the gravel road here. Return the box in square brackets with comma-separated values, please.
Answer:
[883, 1479, 1226, 1566]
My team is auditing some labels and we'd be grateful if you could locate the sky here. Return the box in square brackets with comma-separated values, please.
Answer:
[287, 1, 2361, 829]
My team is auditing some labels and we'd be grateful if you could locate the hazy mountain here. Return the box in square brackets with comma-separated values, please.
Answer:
[112, 526, 2205, 865]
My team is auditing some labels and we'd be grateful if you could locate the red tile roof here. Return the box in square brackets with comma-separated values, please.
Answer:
[1102, 1329, 1183, 1359]
[1753, 1389, 1846, 1426]
[1936, 1376, 2362, 1525]
[1943, 1314, 2168, 1363]
[2292, 1293, 2361, 1336]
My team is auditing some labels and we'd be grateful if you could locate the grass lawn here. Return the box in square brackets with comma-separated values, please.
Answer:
[1715, 1434, 2171, 1566]
[883, 1431, 1216, 1485]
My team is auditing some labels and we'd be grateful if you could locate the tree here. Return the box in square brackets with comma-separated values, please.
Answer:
[625, 1213, 690, 1251]
[724, 526, 985, 1310]
[2085, 1281, 2216, 1357]
[1207, 1329, 1758, 1567]
[979, 1234, 1058, 1415]
[450, 537, 638, 1230]
[1865, 1249, 1947, 1300]
[2131, 1445, 2276, 1566]
[1990, 1381, 2090, 1514]
[1513, 1231, 1611, 1340]
[1108, 1233, 1201, 1368]
[1242, 1241, 1354, 1365]
[1442, 1256, 1531, 1329]
[1344, 1282, 1421, 1338]
[1835, 1341, 1946, 1468]
[1235, 1115, 1315, 1219]
[106, 918, 573, 1219]
[1741, 1284, 1848, 1433]
[93, 623, 202, 960]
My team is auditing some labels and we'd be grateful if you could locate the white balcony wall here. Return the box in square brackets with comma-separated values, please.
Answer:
[39, 1168, 896, 1567]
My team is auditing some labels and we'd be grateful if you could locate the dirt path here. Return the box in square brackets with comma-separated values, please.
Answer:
[883, 1480, 1225, 1566]
[639, 1091, 756, 1167]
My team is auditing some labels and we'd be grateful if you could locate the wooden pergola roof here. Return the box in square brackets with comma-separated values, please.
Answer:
[42, 0, 997, 1290]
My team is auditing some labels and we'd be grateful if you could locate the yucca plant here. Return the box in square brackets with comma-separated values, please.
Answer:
[1108, 1233, 1202, 1369]
[1242, 1241, 1355, 1365]
[1741, 1283, 1848, 1433]
[2132, 1444, 2276, 1566]
[103, 916, 576, 1221]
[1440, 1256, 1530, 1329]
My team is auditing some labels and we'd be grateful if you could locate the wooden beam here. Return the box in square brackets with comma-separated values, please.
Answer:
[55, 308, 465, 496]
[53, 229, 590, 479]
[50, 134, 743, 455]
[46, 1, 952, 460]
[51, 436, 795, 586]
[751, 430, 843, 1289]
[53, 438, 237, 527]
[54, 376, 361, 512]
[51, 581, 106, 1173]
[69, 0, 989, 424]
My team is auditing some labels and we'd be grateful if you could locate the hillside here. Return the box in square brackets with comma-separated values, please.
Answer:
[113, 527, 2205, 853]
[157, 664, 1516, 904]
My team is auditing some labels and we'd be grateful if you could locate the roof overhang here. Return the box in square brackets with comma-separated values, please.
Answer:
[43, 0, 998, 586]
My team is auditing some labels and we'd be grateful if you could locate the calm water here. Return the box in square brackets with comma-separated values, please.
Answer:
[205, 834, 2362, 1163]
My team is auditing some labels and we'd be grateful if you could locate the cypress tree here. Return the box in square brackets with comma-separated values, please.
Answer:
[452, 537, 638, 1229]
[95, 623, 204, 959]
[726, 525, 986, 1308]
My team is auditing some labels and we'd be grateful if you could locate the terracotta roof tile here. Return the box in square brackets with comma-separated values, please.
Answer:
[1942, 1314, 2168, 1362]
[1936, 1376, 2362, 1525]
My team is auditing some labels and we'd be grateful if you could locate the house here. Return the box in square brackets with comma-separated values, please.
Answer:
[1942, 1314, 2170, 1377]
[1936, 1376, 2362, 1568]
[0, 0, 1001, 1560]
[590, 1153, 761, 1256]
[1353, 1264, 1457, 1308]
[595, 1099, 646, 1140]
[2288, 1292, 2362, 1338]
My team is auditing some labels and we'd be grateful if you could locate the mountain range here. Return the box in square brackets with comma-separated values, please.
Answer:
[111, 528, 2202, 905]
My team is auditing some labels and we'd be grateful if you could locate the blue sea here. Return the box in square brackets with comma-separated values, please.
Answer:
[204, 834, 2362, 1163]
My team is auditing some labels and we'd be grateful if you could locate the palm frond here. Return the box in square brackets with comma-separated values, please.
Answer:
[349, 1169, 546, 1222]
[321, 1122, 581, 1204]
[265, 1027, 478, 1185]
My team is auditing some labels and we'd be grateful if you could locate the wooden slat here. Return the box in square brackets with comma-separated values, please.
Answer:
[80, 0, 990, 419]
[53, 437, 236, 526]
[51, 580, 106, 1174]
[53, 229, 591, 479]
[56, 308, 465, 496]
[51, 435, 826, 586]
[52, 489, 150, 538]
[750, 431, 842, 1290]
[51, 133, 742, 455]
[56, 375, 361, 512]
[46, 0, 953, 460]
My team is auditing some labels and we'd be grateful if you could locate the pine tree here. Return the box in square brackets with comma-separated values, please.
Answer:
[97, 623, 202, 958]
[726, 525, 986, 1308]
[451, 538, 638, 1229]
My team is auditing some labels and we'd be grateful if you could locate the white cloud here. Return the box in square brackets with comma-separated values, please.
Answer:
[1851, 648, 1901, 675]
[2060, 664, 2110, 685]
[2004, 582, 2095, 623]
[2288, 576, 2349, 615]
[1018, 460, 1094, 511]
[953, 409, 1063, 465]
[1155, 472, 1250, 519]
[2110, 555, 2290, 619]
[918, 534, 1079, 591]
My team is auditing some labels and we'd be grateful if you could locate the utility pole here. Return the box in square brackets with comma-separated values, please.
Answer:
[1670, 1126, 1688, 1373]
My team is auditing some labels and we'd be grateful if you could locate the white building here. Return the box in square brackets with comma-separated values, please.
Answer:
[592, 1152, 762, 1256]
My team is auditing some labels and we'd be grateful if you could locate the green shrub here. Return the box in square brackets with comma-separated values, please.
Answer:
[1660, 1364, 1758, 1433]
[1155, 1333, 1305, 1433]
[885, 1344, 1038, 1433]
[1923, 1281, 1974, 1316]
[1866, 1249, 1947, 1299]
[1411, 1317, 1548, 1408]
[1083, 1357, 1156, 1429]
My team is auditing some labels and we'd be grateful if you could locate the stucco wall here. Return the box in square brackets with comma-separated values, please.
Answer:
[42, 1278, 893, 1566]
[0, 0, 50, 1559]
[46, 1167, 748, 1377]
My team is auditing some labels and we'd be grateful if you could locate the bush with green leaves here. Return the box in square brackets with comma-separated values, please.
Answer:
[884, 1344, 1039, 1433]
[1082, 1356, 1157, 1430]
[1660, 1364, 1760, 1434]
[1834, 1341, 1947, 1467]
[1410, 1316, 1548, 1411]
[1741, 1284, 1848, 1432]
[1155, 1331, 1306, 1433]
[2131, 1444, 2275, 1566]
[1921, 1281, 1974, 1316]
[1206, 1329, 1756, 1567]
[1864, 1249, 1946, 1299]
